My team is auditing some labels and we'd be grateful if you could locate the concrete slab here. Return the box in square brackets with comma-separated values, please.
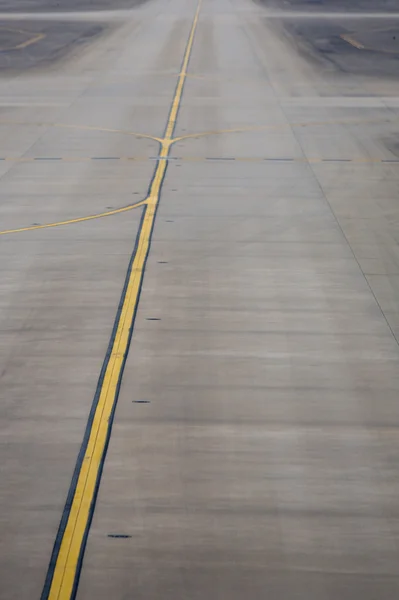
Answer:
[2, 0, 399, 599]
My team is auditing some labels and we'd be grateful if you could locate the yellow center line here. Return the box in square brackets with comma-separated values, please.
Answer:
[42, 2, 202, 599]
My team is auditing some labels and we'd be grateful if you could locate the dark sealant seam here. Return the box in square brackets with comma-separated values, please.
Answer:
[40, 205, 147, 600]
[40, 5, 200, 599]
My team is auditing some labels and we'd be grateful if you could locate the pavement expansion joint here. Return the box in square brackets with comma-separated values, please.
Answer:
[2, 114, 398, 150]
[0, 155, 397, 165]
[0, 150, 397, 237]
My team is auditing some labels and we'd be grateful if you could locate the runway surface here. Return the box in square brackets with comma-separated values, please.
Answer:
[2, 0, 399, 598]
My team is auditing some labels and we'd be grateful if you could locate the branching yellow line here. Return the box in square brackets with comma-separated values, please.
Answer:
[43, 2, 202, 599]
[1, 110, 397, 238]
[172, 116, 398, 143]
[0, 120, 163, 143]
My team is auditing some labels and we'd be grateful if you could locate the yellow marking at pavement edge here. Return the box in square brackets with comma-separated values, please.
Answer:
[45, 2, 202, 598]
[0, 27, 45, 51]
[14, 31, 45, 50]
[341, 33, 365, 50]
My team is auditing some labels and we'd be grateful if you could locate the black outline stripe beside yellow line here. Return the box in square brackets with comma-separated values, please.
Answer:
[40, 2, 202, 598]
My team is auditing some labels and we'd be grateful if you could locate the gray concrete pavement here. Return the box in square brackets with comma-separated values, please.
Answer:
[2, 0, 399, 598]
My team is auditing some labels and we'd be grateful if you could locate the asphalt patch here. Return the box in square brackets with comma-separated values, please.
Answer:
[0, 0, 150, 71]
[257, 1, 399, 78]
[0, 19, 104, 71]
[0, 0, 148, 12]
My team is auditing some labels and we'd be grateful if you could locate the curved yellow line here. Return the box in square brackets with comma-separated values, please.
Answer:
[2, 113, 396, 237]
[0, 198, 147, 236]
[171, 123, 277, 143]
[0, 120, 163, 144]
[171, 116, 399, 144]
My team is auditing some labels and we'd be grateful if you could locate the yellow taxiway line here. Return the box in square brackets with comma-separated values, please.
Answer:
[41, 2, 202, 599]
